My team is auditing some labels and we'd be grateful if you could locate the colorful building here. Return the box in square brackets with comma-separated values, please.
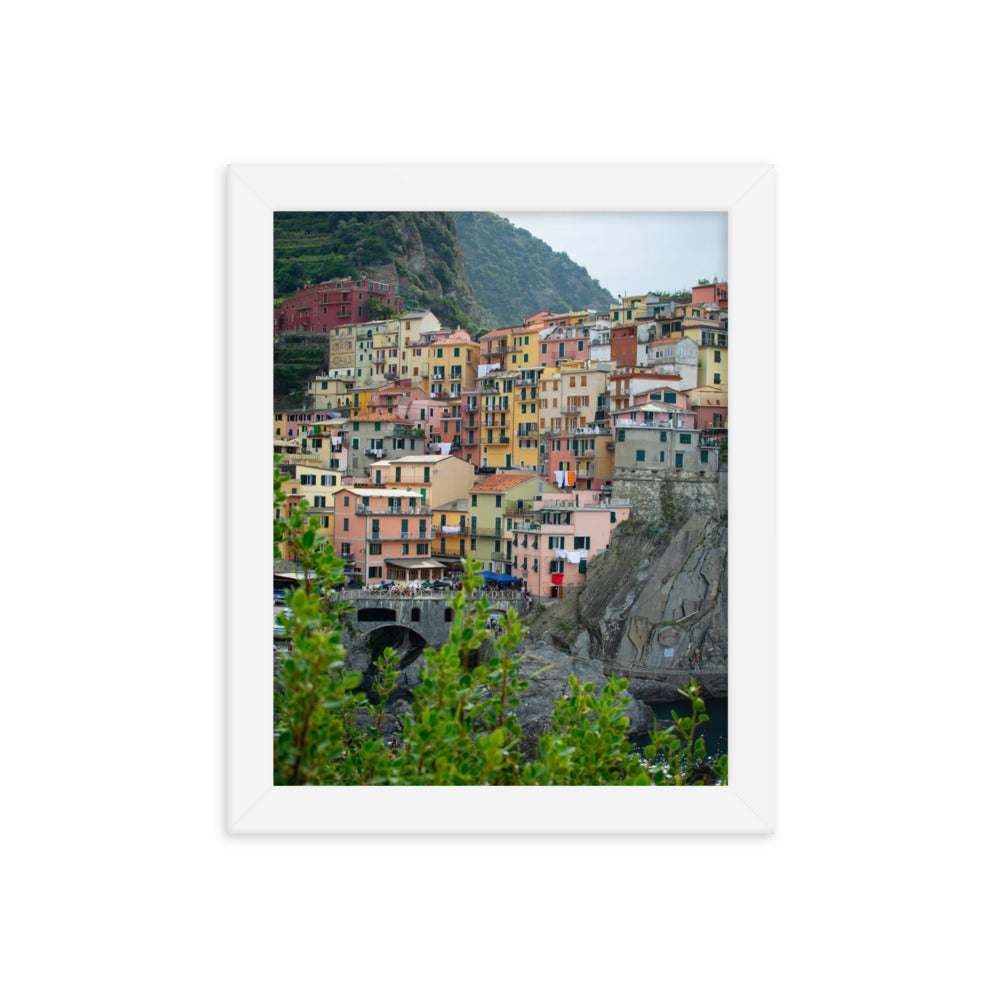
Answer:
[697, 344, 728, 388]
[691, 281, 728, 309]
[274, 277, 402, 334]
[511, 494, 631, 597]
[468, 472, 561, 574]
[330, 486, 436, 584]
[611, 424, 720, 475]
[370, 453, 475, 510]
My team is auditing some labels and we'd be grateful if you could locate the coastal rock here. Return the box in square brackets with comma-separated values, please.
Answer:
[511, 640, 654, 755]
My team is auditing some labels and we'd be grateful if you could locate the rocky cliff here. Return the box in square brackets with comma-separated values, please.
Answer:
[526, 474, 728, 702]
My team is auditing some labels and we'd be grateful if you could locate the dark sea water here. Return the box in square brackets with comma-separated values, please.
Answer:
[632, 698, 728, 760]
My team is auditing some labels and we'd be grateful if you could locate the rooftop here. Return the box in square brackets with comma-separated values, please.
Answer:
[471, 472, 539, 493]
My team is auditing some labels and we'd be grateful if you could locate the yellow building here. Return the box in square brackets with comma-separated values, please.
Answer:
[432, 498, 471, 568]
[305, 377, 354, 413]
[371, 323, 401, 381]
[610, 298, 645, 324]
[505, 323, 543, 370]
[479, 373, 515, 470]
[372, 454, 475, 510]
[277, 464, 344, 550]
[697, 345, 728, 389]
[537, 367, 609, 436]
[468, 472, 562, 574]
[544, 309, 590, 326]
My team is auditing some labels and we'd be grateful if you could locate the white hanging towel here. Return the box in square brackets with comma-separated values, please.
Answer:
[556, 549, 568, 559]
[440, 443, 452, 455]
[567, 552, 582, 564]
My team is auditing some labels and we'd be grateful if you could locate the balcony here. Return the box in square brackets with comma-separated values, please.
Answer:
[517, 423, 538, 436]
[560, 404, 580, 414]
[370, 529, 430, 542]
[469, 524, 503, 538]
[356, 504, 431, 516]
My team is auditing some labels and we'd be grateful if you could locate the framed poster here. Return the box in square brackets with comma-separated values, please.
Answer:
[227, 164, 775, 833]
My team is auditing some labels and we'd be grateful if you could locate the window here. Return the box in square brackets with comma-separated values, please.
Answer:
[417, 543, 428, 555]
[714, 350, 722, 363]
[369, 542, 382, 554]
[675, 453, 684, 468]
[573, 536, 590, 549]
[495, 495, 501, 507]
[368, 567, 380, 579]
[636, 449, 645, 462]
[714, 373, 722, 385]
[660, 430, 667, 442]
[680, 433, 692, 444]
[394, 467, 401, 482]
[665, 392, 676, 404]
[701, 450, 709, 463]
[610, 511, 616, 523]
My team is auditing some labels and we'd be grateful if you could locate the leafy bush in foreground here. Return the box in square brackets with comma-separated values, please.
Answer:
[273, 460, 726, 786]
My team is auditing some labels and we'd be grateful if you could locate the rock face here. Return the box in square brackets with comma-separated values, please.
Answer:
[508, 639, 655, 756]
[527, 472, 728, 701]
[374, 640, 653, 758]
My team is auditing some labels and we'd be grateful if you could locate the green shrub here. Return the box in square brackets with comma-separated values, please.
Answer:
[273, 458, 726, 786]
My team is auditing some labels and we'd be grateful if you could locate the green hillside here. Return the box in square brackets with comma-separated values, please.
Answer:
[454, 212, 616, 327]
[273, 211, 489, 333]
[273, 211, 621, 337]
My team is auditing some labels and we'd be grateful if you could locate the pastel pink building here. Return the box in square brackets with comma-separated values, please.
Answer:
[613, 403, 696, 430]
[330, 486, 438, 584]
[538, 326, 591, 365]
[510, 494, 631, 598]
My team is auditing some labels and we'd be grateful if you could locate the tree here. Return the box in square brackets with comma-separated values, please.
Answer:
[272, 459, 727, 786]
[365, 298, 394, 321]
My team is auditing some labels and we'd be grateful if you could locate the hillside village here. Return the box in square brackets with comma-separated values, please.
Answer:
[274, 276, 728, 600]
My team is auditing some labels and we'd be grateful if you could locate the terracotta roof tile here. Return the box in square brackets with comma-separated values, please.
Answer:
[471, 472, 538, 493]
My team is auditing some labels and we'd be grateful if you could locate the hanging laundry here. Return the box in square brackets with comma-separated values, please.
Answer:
[440, 443, 452, 455]
[567, 552, 582, 564]
[567, 470, 576, 486]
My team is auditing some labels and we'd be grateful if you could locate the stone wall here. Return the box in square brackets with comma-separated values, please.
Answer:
[611, 465, 725, 524]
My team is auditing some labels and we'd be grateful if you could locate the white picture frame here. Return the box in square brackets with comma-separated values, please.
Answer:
[227, 163, 775, 834]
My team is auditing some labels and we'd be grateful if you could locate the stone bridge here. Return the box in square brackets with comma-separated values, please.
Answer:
[340, 591, 526, 657]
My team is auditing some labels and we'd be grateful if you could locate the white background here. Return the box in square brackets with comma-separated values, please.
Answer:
[4, 3, 996, 997]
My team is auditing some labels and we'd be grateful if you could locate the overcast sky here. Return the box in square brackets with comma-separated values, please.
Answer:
[499, 212, 728, 300]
